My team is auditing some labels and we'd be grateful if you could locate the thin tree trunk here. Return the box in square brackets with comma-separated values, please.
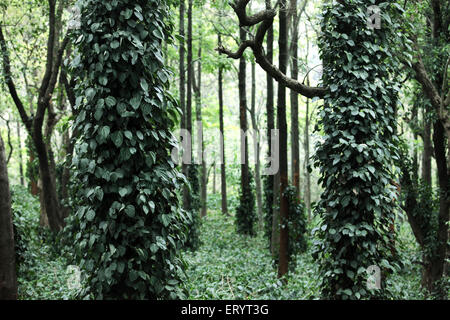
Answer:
[239, 26, 251, 227]
[193, 43, 207, 217]
[266, 0, 275, 251]
[422, 108, 432, 186]
[250, 61, 263, 229]
[179, 0, 189, 211]
[184, 0, 194, 211]
[271, 171, 280, 258]
[304, 94, 311, 220]
[290, 0, 300, 200]
[218, 34, 228, 216]
[277, 0, 289, 279]
[213, 162, 216, 194]
[0, 135, 17, 300]
[412, 105, 419, 183]
[16, 120, 24, 186]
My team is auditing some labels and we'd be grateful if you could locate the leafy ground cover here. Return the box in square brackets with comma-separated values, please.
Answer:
[183, 209, 426, 300]
[11, 185, 426, 300]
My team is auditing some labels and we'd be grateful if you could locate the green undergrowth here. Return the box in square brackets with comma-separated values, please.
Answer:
[11, 185, 426, 300]
[183, 210, 321, 299]
[183, 210, 426, 300]
[11, 185, 83, 300]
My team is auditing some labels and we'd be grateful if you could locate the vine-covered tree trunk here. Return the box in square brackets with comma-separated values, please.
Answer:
[0, 135, 17, 300]
[71, 0, 187, 299]
[314, 1, 401, 299]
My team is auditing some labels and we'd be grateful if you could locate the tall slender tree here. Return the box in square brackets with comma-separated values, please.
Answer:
[236, 25, 256, 235]
[250, 60, 263, 228]
[277, 0, 290, 279]
[289, 0, 307, 200]
[180, 0, 189, 211]
[185, 0, 194, 211]
[193, 43, 207, 218]
[218, 33, 228, 216]
[264, 0, 275, 249]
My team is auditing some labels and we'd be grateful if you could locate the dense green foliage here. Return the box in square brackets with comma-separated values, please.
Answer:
[313, 0, 403, 299]
[10, 185, 81, 299]
[184, 164, 201, 250]
[235, 171, 256, 236]
[1, 0, 448, 302]
[184, 210, 425, 299]
[263, 175, 274, 248]
[67, 0, 188, 299]
[284, 185, 308, 267]
[11, 185, 40, 265]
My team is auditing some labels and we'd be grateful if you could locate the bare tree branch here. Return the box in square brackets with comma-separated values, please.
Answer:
[217, 0, 326, 99]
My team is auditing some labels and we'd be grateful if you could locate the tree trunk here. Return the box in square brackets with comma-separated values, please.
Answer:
[277, 0, 289, 279]
[193, 43, 207, 218]
[290, 0, 300, 200]
[304, 94, 311, 220]
[422, 108, 432, 186]
[28, 149, 39, 196]
[428, 120, 449, 297]
[271, 171, 280, 258]
[218, 33, 228, 216]
[212, 162, 216, 194]
[250, 61, 263, 229]
[16, 120, 24, 186]
[237, 25, 253, 234]
[179, 0, 189, 211]
[0, 135, 17, 300]
[265, 0, 275, 248]
[184, 0, 194, 211]
[34, 134, 61, 231]
[412, 104, 419, 183]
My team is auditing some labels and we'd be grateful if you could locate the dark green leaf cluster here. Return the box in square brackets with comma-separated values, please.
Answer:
[184, 164, 202, 250]
[313, 0, 403, 299]
[10, 185, 40, 267]
[235, 171, 256, 236]
[67, 0, 188, 299]
[284, 185, 308, 269]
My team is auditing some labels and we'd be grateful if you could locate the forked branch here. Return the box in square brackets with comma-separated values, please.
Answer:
[217, 0, 326, 99]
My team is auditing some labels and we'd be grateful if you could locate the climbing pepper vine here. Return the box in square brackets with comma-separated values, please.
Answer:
[313, 0, 403, 299]
[69, 0, 188, 299]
